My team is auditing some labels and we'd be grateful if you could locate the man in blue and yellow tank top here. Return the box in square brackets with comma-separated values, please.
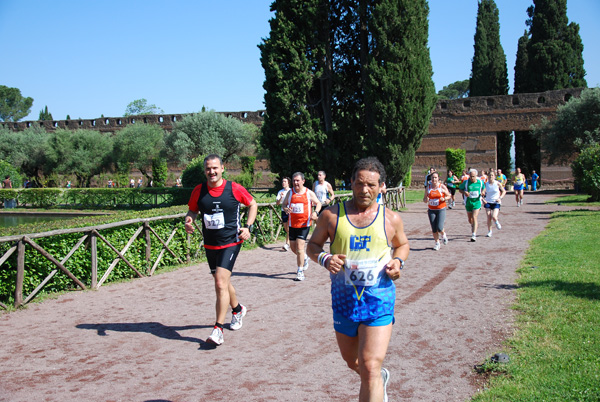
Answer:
[308, 157, 409, 402]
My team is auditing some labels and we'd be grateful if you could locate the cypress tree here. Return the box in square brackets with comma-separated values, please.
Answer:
[469, 0, 511, 174]
[259, 0, 330, 183]
[260, 0, 436, 186]
[513, 0, 587, 176]
[365, 0, 436, 185]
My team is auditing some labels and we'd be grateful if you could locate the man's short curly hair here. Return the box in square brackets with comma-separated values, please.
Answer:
[351, 157, 386, 184]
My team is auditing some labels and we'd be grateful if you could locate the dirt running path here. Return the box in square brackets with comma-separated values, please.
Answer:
[0, 192, 589, 401]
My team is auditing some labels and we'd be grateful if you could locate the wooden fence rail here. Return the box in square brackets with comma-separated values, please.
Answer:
[0, 188, 403, 309]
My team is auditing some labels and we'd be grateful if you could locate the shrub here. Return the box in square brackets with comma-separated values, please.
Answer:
[445, 148, 466, 175]
[571, 143, 600, 201]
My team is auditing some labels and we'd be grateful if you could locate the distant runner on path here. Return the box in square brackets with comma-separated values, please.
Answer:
[459, 168, 485, 242]
[308, 157, 409, 402]
[184, 154, 258, 346]
[483, 170, 506, 238]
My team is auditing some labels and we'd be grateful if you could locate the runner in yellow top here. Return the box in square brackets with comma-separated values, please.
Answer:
[308, 157, 409, 402]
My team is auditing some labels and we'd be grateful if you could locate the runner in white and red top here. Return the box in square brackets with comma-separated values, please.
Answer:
[185, 154, 258, 346]
[423, 171, 451, 251]
[282, 172, 321, 282]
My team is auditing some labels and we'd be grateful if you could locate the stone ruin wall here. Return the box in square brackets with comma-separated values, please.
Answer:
[2, 88, 583, 189]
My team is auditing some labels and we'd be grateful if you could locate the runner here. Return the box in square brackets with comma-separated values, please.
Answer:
[184, 154, 258, 346]
[445, 169, 460, 208]
[424, 171, 451, 250]
[513, 167, 527, 207]
[459, 168, 485, 242]
[313, 170, 335, 211]
[307, 157, 409, 402]
[483, 170, 506, 237]
[276, 177, 291, 251]
[496, 169, 507, 188]
[460, 169, 469, 204]
[282, 172, 321, 281]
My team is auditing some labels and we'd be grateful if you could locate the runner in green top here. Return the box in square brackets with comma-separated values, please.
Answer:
[445, 170, 460, 209]
[459, 168, 485, 242]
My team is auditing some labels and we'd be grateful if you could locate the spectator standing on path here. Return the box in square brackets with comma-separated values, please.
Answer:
[137, 178, 143, 188]
[129, 178, 135, 188]
[531, 170, 539, 191]
[184, 154, 258, 346]
[307, 157, 409, 402]
[483, 170, 506, 238]
[282, 172, 321, 282]
[445, 170, 460, 208]
[424, 171, 451, 251]
[108, 179, 113, 188]
[459, 168, 485, 242]
[276, 177, 292, 251]
[2, 175, 12, 188]
[313, 170, 335, 212]
[513, 167, 527, 206]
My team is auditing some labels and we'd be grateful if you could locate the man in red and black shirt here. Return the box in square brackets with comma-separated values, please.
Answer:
[185, 154, 258, 346]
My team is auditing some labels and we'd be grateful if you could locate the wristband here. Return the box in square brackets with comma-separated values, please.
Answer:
[393, 257, 405, 270]
[318, 252, 332, 268]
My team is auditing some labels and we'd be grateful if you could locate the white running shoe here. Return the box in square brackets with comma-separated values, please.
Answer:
[471, 234, 477, 242]
[495, 221, 502, 230]
[207, 327, 224, 345]
[294, 268, 305, 281]
[486, 231, 492, 237]
[381, 368, 390, 402]
[283, 244, 290, 251]
[230, 304, 247, 331]
[303, 257, 309, 271]
[442, 233, 448, 245]
[433, 241, 441, 251]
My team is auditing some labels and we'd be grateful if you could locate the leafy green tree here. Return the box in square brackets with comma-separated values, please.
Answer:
[260, 0, 436, 186]
[437, 80, 470, 99]
[38, 105, 53, 121]
[571, 143, 600, 201]
[46, 129, 114, 187]
[0, 126, 50, 185]
[513, 0, 587, 176]
[469, 0, 511, 174]
[535, 88, 600, 164]
[123, 98, 164, 116]
[112, 123, 166, 181]
[166, 111, 254, 165]
[0, 85, 34, 122]
[0, 159, 23, 188]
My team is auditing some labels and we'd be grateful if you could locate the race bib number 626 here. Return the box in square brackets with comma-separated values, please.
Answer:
[344, 259, 379, 287]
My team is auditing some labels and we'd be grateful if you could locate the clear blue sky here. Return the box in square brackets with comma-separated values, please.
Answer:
[1, 0, 598, 122]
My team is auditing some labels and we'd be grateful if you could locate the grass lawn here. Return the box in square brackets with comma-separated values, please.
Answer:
[472, 208, 600, 401]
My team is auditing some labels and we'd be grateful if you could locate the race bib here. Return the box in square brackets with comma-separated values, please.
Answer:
[290, 202, 304, 214]
[344, 259, 380, 287]
[429, 198, 440, 207]
[468, 191, 480, 198]
[203, 212, 225, 230]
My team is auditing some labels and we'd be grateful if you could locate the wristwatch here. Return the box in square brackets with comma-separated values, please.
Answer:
[393, 257, 405, 270]
[244, 224, 254, 232]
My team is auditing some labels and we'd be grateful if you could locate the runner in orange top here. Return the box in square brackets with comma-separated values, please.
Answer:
[282, 172, 321, 281]
[423, 171, 451, 251]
